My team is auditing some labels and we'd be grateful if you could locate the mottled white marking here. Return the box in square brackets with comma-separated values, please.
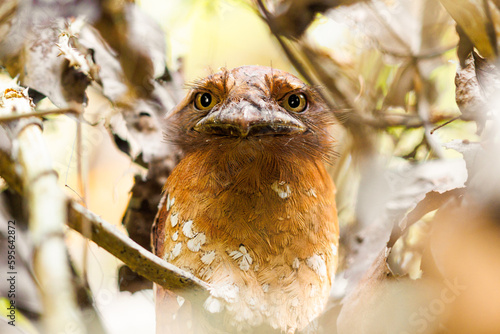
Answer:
[230, 245, 253, 271]
[204, 296, 224, 313]
[166, 194, 175, 211]
[177, 295, 185, 307]
[247, 297, 257, 307]
[182, 220, 195, 238]
[306, 254, 327, 278]
[201, 250, 216, 265]
[262, 283, 269, 293]
[331, 243, 338, 256]
[170, 212, 178, 227]
[171, 231, 179, 241]
[187, 232, 206, 252]
[254, 264, 260, 271]
[292, 258, 300, 269]
[306, 188, 317, 198]
[271, 181, 292, 199]
[170, 242, 182, 260]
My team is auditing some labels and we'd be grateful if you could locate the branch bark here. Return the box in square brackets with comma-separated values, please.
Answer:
[0, 87, 86, 334]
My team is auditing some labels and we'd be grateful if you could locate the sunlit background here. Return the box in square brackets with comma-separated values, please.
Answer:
[46, 1, 467, 333]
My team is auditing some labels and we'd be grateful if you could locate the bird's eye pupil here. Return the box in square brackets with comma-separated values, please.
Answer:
[200, 93, 212, 108]
[288, 94, 300, 108]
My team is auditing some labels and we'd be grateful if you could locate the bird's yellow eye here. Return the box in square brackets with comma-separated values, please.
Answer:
[194, 92, 217, 110]
[282, 93, 307, 113]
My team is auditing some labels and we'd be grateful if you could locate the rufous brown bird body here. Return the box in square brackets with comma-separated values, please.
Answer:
[153, 66, 339, 333]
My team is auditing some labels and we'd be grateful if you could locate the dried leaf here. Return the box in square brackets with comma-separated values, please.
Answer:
[345, 158, 467, 290]
[76, 4, 181, 166]
[454, 51, 500, 131]
[383, 61, 416, 107]
[92, 2, 166, 99]
[444, 138, 500, 205]
[334, 0, 454, 56]
[107, 82, 179, 165]
[260, 0, 364, 37]
[439, 0, 500, 59]
[0, 19, 91, 108]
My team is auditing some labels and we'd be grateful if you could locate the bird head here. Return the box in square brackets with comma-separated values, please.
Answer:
[166, 66, 335, 162]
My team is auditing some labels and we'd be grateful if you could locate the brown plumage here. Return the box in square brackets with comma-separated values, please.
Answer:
[153, 66, 339, 333]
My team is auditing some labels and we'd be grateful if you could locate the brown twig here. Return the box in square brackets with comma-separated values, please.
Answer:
[0, 108, 79, 122]
[414, 64, 446, 159]
[387, 188, 465, 248]
[339, 111, 460, 130]
[377, 44, 457, 60]
[430, 116, 460, 134]
[366, 1, 412, 55]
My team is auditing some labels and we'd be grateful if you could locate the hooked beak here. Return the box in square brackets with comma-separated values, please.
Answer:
[193, 102, 306, 137]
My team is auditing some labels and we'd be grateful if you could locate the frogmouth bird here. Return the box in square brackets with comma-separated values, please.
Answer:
[153, 66, 339, 333]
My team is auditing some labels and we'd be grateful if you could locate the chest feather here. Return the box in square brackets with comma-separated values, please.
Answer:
[155, 152, 338, 332]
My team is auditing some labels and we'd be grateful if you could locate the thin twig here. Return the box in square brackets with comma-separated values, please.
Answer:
[415, 63, 445, 159]
[430, 116, 460, 134]
[366, 1, 413, 55]
[0, 107, 79, 122]
[338, 111, 459, 129]
[377, 43, 457, 60]
[256, 1, 315, 84]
